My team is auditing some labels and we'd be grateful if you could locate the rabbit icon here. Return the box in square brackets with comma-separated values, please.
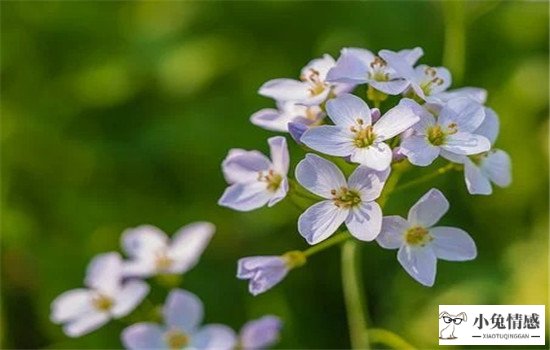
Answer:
[439, 311, 467, 339]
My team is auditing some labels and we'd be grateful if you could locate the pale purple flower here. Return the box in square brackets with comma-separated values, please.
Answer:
[219, 136, 289, 211]
[296, 154, 389, 244]
[326, 47, 423, 95]
[238, 316, 282, 350]
[445, 108, 512, 195]
[400, 97, 491, 166]
[379, 49, 452, 101]
[301, 94, 419, 171]
[237, 256, 290, 296]
[258, 54, 353, 106]
[288, 121, 309, 144]
[376, 189, 477, 286]
[51, 253, 149, 337]
[250, 101, 324, 133]
[429, 87, 488, 105]
[121, 222, 215, 278]
[121, 289, 236, 350]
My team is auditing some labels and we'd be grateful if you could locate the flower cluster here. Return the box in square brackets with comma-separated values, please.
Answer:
[51, 223, 282, 349]
[220, 46, 511, 292]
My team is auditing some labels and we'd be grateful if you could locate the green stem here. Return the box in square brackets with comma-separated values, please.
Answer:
[392, 163, 456, 194]
[341, 240, 370, 349]
[368, 328, 417, 350]
[302, 231, 350, 258]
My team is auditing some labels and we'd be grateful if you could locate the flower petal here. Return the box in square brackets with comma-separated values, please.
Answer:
[350, 142, 392, 171]
[268, 136, 289, 176]
[379, 49, 417, 82]
[167, 222, 215, 274]
[326, 93, 371, 127]
[399, 98, 436, 134]
[463, 158, 493, 195]
[397, 245, 437, 287]
[192, 324, 238, 350]
[239, 315, 282, 349]
[369, 79, 410, 95]
[250, 108, 289, 132]
[218, 182, 272, 212]
[301, 126, 355, 157]
[400, 135, 440, 166]
[236, 256, 288, 296]
[326, 48, 373, 84]
[474, 107, 499, 145]
[298, 200, 348, 245]
[348, 166, 388, 202]
[442, 132, 491, 155]
[111, 280, 149, 318]
[222, 149, 271, 184]
[295, 154, 347, 198]
[84, 252, 122, 295]
[482, 149, 512, 187]
[121, 323, 166, 350]
[439, 97, 485, 133]
[374, 104, 420, 140]
[258, 78, 310, 101]
[429, 87, 487, 104]
[288, 122, 309, 144]
[430, 226, 477, 261]
[163, 289, 203, 332]
[397, 47, 424, 65]
[51, 289, 93, 324]
[345, 201, 382, 241]
[63, 311, 110, 338]
[376, 216, 408, 249]
[408, 188, 449, 227]
[268, 177, 289, 207]
[121, 225, 168, 259]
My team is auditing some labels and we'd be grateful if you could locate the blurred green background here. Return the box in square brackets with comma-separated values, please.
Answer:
[1, 1, 548, 349]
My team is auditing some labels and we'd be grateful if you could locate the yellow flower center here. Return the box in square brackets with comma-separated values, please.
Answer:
[332, 187, 362, 208]
[258, 170, 282, 192]
[426, 122, 458, 146]
[301, 68, 327, 96]
[92, 294, 114, 312]
[165, 330, 189, 350]
[405, 226, 432, 246]
[351, 120, 377, 148]
[155, 253, 174, 271]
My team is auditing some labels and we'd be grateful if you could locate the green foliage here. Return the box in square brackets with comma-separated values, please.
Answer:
[1, 1, 548, 349]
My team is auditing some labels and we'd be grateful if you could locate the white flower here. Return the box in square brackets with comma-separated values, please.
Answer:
[376, 189, 477, 286]
[446, 108, 512, 195]
[326, 47, 424, 95]
[400, 97, 491, 166]
[250, 100, 324, 133]
[121, 222, 215, 278]
[218, 136, 289, 211]
[121, 289, 236, 350]
[379, 49, 452, 101]
[258, 54, 353, 106]
[296, 154, 389, 244]
[301, 94, 419, 171]
[50, 252, 149, 337]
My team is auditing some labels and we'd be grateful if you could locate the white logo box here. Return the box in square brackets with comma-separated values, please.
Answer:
[438, 305, 545, 346]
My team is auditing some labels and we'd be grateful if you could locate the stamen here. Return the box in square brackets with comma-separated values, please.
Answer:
[165, 330, 189, 350]
[258, 170, 283, 192]
[332, 187, 361, 208]
[92, 294, 114, 312]
[405, 226, 432, 246]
